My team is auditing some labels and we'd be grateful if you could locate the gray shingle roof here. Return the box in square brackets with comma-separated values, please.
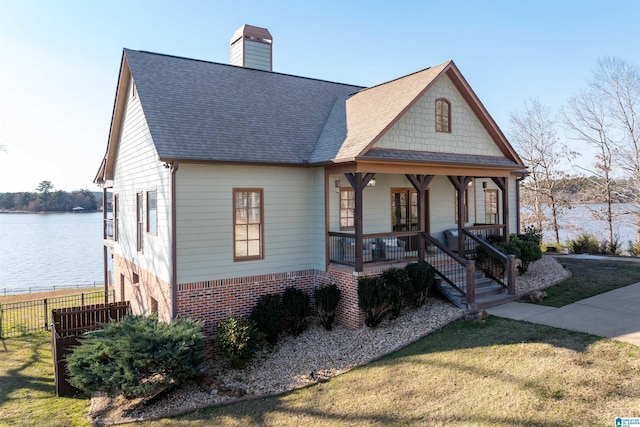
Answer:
[125, 49, 363, 164]
[362, 148, 521, 168]
[118, 49, 524, 171]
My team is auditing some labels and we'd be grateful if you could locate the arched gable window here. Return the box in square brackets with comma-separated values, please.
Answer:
[435, 98, 451, 133]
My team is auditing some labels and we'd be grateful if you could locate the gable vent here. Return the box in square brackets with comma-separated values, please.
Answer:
[230, 24, 273, 71]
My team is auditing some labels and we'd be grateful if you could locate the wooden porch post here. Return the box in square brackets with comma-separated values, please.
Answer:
[345, 172, 375, 272]
[406, 174, 433, 262]
[448, 176, 472, 254]
[491, 177, 509, 240]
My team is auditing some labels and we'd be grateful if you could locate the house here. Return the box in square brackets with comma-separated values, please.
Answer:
[95, 25, 526, 337]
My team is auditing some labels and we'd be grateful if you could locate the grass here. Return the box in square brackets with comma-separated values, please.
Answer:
[537, 257, 640, 307]
[0, 288, 114, 338]
[0, 333, 91, 427]
[140, 317, 639, 427]
[1, 259, 639, 426]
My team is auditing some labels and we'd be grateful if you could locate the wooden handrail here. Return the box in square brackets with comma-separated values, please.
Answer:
[462, 230, 516, 295]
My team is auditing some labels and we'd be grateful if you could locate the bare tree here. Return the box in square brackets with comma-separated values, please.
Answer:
[562, 87, 618, 249]
[509, 98, 572, 245]
[591, 57, 640, 245]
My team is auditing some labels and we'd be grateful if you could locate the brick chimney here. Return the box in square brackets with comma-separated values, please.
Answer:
[230, 24, 273, 71]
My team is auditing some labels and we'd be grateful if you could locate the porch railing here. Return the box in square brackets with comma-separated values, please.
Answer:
[423, 233, 475, 306]
[456, 224, 505, 256]
[328, 231, 420, 266]
[462, 229, 516, 295]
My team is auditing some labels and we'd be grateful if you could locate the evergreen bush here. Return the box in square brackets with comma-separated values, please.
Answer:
[380, 267, 408, 317]
[404, 261, 435, 307]
[314, 284, 341, 331]
[357, 276, 396, 328]
[282, 287, 311, 336]
[567, 232, 601, 254]
[66, 315, 204, 398]
[217, 316, 264, 369]
[250, 294, 282, 345]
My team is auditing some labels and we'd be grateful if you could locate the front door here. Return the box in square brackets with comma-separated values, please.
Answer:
[391, 188, 428, 250]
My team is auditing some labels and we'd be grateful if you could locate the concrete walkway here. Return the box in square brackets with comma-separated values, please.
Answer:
[488, 282, 640, 346]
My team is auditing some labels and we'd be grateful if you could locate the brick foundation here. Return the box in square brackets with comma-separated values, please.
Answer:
[114, 257, 390, 339]
[113, 254, 172, 323]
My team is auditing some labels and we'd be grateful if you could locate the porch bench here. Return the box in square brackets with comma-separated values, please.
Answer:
[341, 238, 373, 264]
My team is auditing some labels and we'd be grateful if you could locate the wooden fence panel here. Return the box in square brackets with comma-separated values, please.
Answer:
[51, 301, 130, 396]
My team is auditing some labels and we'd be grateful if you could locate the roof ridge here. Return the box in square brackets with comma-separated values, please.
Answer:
[355, 60, 451, 94]
[123, 48, 365, 90]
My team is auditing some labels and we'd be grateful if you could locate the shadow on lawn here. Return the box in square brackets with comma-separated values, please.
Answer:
[156, 317, 605, 426]
[0, 333, 84, 408]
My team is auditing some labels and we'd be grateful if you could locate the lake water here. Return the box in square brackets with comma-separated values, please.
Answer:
[0, 204, 638, 295]
[0, 212, 105, 294]
[525, 203, 639, 246]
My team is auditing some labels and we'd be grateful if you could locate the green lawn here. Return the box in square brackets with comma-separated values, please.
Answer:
[537, 257, 640, 307]
[0, 333, 91, 427]
[139, 317, 638, 427]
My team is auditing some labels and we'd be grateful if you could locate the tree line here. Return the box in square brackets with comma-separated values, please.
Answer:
[509, 56, 640, 250]
[0, 180, 100, 212]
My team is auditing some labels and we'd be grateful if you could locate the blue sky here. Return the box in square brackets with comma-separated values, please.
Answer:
[0, 0, 638, 192]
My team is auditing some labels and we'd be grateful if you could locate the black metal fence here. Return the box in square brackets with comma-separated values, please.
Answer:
[0, 290, 115, 338]
[1, 282, 106, 296]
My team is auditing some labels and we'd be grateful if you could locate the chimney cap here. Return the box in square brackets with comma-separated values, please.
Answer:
[230, 24, 272, 44]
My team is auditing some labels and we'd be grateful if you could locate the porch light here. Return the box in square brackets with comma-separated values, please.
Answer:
[367, 177, 376, 187]
[335, 180, 341, 193]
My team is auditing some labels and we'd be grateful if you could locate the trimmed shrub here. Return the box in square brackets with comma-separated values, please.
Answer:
[567, 232, 601, 255]
[282, 287, 311, 336]
[66, 315, 204, 398]
[357, 276, 396, 328]
[250, 294, 282, 345]
[489, 228, 542, 275]
[404, 261, 435, 307]
[217, 316, 264, 369]
[314, 284, 341, 331]
[381, 267, 408, 317]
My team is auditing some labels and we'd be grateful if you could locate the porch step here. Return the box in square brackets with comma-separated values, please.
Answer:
[434, 270, 514, 311]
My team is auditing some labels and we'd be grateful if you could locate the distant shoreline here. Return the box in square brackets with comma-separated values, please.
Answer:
[0, 209, 101, 214]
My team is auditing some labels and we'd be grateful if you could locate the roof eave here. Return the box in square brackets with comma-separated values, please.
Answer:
[94, 50, 131, 185]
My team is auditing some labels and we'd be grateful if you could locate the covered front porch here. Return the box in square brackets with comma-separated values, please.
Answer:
[325, 169, 519, 310]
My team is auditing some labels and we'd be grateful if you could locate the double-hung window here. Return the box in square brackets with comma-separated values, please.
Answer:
[147, 190, 157, 235]
[234, 189, 263, 260]
[485, 189, 498, 224]
[339, 188, 355, 230]
[136, 192, 144, 252]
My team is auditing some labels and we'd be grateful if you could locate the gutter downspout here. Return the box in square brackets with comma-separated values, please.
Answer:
[170, 162, 179, 319]
[102, 186, 109, 304]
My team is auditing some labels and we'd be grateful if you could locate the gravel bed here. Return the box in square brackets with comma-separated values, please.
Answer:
[89, 255, 569, 425]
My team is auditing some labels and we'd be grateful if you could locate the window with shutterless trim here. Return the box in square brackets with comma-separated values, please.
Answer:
[146, 190, 157, 235]
[136, 192, 144, 252]
[435, 98, 451, 133]
[339, 188, 355, 230]
[233, 189, 264, 261]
